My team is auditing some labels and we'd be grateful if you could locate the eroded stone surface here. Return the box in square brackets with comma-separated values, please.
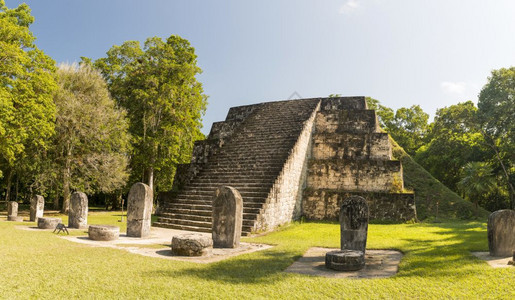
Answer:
[340, 196, 369, 252]
[7, 215, 24, 222]
[88, 225, 120, 241]
[7, 201, 18, 217]
[325, 249, 365, 271]
[488, 209, 515, 257]
[127, 182, 153, 238]
[68, 192, 88, 229]
[171, 233, 213, 256]
[212, 186, 243, 248]
[30, 195, 45, 222]
[38, 217, 62, 229]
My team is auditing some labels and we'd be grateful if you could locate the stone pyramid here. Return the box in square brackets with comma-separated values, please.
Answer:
[154, 97, 417, 235]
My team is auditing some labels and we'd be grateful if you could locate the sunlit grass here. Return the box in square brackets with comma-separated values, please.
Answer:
[0, 212, 513, 299]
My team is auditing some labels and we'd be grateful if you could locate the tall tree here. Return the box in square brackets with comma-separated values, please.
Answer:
[0, 0, 57, 204]
[52, 64, 130, 212]
[457, 162, 497, 211]
[415, 101, 486, 191]
[95, 35, 207, 193]
[477, 67, 515, 208]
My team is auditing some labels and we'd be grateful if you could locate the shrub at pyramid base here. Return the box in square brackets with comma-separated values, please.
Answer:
[127, 183, 153, 238]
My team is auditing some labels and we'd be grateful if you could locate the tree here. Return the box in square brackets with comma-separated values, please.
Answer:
[95, 35, 207, 193]
[457, 162, 497, 211]
[365, 98, 429, 156]
[365, 97, 395, 130]
[52, 64, 130, 212]
[477, 67, 515, 209]
[0, 0, 57, 204]
[415, 101, 486, 191]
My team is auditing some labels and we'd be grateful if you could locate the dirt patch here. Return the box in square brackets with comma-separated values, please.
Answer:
[285, 247, 402, 278]
[471, 252, 514, 268]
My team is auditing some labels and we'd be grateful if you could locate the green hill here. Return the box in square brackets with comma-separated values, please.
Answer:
[391, 138, 489, 221]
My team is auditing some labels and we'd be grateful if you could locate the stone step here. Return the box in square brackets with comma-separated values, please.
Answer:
[162, 206, 261, 215]
[152, 222, 253, 236]
[160, 212, 258, 222]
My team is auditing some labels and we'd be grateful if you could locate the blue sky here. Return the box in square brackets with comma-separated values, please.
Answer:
[6, 0, 515, 134]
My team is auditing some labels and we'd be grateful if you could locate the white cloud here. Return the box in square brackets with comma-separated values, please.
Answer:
[339, 0, 360, 14]
[441, 81, 467, 95]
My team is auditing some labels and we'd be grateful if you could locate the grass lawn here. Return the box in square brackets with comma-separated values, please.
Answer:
[0, 212, 513, 299]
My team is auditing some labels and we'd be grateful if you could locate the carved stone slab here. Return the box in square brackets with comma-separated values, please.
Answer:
[7, 201, 18, 217]
[30, 195, 45, 222]
[68, 192, 88, 229]
[340, 195, 369, 252]
[488, 209, 515, 257]
[127, 182, 153, 238]
[212, 186, 243, 248]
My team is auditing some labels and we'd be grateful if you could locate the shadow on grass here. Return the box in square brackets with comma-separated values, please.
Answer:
[396, 222, 489, 278]
[144, 249, 300, 284]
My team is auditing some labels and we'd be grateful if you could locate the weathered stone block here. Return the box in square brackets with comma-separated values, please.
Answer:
[7, 201, 18, 217]
[212, 186, 243, 248]
[171, 234, 213, 256]
[88, 225, 120, 241]
[488, 209, 515, 257]
[7, 215, 24, 222]
[127, 182, 153, 238]
[340, 196, 369, 252]
[325, 249, 365, 271]
[30, 195, 45, 222]
[38, 217, 62, 229]
[68, 192, 88, 229]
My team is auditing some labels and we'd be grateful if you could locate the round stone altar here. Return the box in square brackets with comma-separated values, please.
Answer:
[171, 233, 213, 256]
[37, 217, 62, 229]
[88, 225, 120, 241]
[7, 215, 24, 222]
[325, 249, 365, 271]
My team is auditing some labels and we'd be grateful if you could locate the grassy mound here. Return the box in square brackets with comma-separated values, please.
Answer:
[391, 138, 489, 221]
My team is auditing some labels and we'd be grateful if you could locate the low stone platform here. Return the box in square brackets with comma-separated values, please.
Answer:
[471, 252, 514, 268]
[285, 247, 402, 278]
[17, 226, 273, 263]
[89, 225, 120, 241]
[7, 216, 24, 222]
[37, 217, 62, 229]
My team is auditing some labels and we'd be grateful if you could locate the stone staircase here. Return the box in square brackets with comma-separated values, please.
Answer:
[154, 99, 321, 234]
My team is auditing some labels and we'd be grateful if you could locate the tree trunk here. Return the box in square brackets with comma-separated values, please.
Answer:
[4, 169, 13, 208]
[53, 184, 60, 210]
[482, 131, 515, 209]
[61, 155, 71, 213]
[145, 166, 154, 192]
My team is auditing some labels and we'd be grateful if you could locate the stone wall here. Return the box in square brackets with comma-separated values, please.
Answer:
[254, 101, 321, 231]
[302, 190, 416, 222]
[307, 160, 403, 192]
[312, 132, 391, 160]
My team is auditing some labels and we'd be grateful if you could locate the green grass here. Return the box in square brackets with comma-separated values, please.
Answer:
[0, 211, 513, 299]
[391, 138, 490, 221]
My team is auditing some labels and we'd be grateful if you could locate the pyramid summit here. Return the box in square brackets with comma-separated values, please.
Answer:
[154, 96, 417, 234]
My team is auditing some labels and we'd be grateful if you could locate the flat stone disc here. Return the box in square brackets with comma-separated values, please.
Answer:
[325, 249, 365, 271]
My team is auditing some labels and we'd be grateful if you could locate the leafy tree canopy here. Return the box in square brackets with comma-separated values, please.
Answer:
[50, 64, 130, 211]
[0, 0, 56, 170]
[94, 35, 207, 192]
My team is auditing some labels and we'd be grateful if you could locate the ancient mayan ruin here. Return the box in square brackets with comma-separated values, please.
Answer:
[154, 97, 417, 235]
